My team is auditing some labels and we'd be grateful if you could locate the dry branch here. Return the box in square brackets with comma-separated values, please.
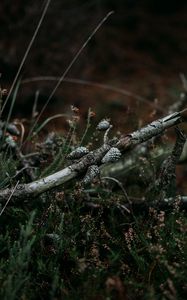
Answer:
[0, 110, 186, 203]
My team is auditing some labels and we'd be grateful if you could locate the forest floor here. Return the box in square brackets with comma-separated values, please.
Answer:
[0, 2, 187, 299]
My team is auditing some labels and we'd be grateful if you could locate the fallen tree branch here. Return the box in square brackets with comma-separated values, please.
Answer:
[0, 109, 186, 202]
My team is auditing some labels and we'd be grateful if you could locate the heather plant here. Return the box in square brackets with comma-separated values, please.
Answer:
[0, 179, 186, 299]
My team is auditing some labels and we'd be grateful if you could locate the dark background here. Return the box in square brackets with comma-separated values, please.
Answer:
[0, 0, 187, 126]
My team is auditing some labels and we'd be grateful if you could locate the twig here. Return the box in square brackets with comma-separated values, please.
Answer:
[124, 195, 187, 211]
[180, 73, 187, 91]
[164, 195, 187, 206]
[168, 92, 187, 114]
[168, 73, 187, 114]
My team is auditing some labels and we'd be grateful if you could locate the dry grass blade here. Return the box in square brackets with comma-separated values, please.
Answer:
[1, 0, 51, 115]
[21, 76, 166, 113]
[32, 113, 68, 136]
[0, 181, 19, 216]
[27, 11, 114, 134]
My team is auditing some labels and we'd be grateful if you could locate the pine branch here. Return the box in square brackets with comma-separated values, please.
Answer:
[0, 110, 186, 203]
